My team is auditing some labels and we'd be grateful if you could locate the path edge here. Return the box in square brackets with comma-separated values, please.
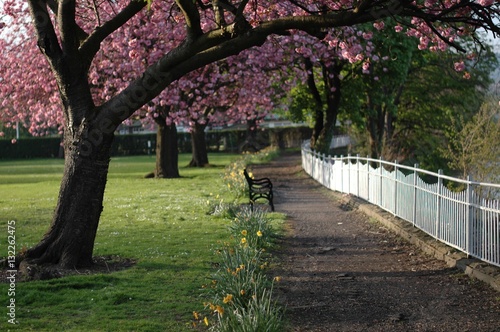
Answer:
[335, 193, 500, 292]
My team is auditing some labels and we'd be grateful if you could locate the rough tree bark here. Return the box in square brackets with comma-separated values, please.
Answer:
[304, 57, 324, 152]
[153, 110, 180, 178]
[24, 115, 115, 269]
[188, 121, 209, 167]
[154, 122, 180, 178]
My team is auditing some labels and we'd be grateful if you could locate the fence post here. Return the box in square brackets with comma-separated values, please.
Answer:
[394, 160, 398, 216]
[308, 147, 311, 174]
[356, 154, 360, 198]
[367, 155, 370, 202]
[327, 155, 332, 189]
[340, 155, 344, 193]
[379, 157, 383, 208]
[312, 150, 317, 179]
[466, 175, 472, 258]
[322, 153, 327, 186]
[413, 163, 419, 227]
[436, 169, 443, 239]
[347, 154, 351, 195]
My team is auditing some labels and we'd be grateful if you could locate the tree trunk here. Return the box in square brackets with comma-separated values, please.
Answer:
[24, 121, 115, 269]
[155, 122, 180, 178]
[188, 122, 209, 167]
[270, 130, 286, 150]
[240, 118, 261, 152]
[303, 57, 324, 152]
[315, 61, 343, 153]
[365, 102, 387, 168]
[310, 106, 324, 151]
[381, 109, 396, 161]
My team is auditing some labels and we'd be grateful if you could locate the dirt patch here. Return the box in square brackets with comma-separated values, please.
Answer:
[249, 151, 500, 332]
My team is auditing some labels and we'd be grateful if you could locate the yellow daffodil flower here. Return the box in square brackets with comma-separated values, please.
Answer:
[215, 305, 224, 316]
[223, 294, 233, 303]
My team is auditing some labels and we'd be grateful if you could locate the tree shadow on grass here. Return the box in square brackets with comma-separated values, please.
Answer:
[1, 254, 137, 282]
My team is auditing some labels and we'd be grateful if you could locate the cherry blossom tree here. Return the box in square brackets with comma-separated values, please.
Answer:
[1, 0, 499, 270]
[146, 49, 285, 171]
[97, 19, 284, 172]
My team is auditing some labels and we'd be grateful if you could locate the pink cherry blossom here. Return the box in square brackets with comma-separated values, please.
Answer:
[477, 0, 495, 6]
[373, 21, 385, 31]
[0, 0, 498, 141]
[454, 61, 466, 72]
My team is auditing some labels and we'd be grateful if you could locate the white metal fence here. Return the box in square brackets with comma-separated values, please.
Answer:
[301, 140, 500, 268]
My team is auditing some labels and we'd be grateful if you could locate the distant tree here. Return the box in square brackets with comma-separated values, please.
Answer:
[444, 99, 500, 185]
[150, 105, 180, 178]
[393, 46, 496, 170]
[278, 26, 376, 153]
[343, 21, 497, 169]
[347, 20, 417, 161]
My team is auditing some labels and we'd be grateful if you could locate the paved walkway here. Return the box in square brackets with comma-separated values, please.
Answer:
[250, 152, 500, 332]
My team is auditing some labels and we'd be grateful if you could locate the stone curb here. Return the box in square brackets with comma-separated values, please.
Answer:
[339, 194, 500, 292]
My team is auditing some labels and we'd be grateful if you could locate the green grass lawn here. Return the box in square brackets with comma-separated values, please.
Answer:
[0, 154, 284, 331]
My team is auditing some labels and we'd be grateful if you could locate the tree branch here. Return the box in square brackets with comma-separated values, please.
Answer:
[426, 20, 466, 53]
[217, 0, 237, 15]
[401, 1, 500, 35]
[27, 0, 63, 63]
[353, 0, 373, 14]
[235, 0, 250, 17]
[176, 0, 203, 40]
[287, 0, 326, 15]
[44, 0, 89, 46]
[97, 8, 388, 127]
[58, 0, 78, 55]
[212, 0, 226, 27]
[91, 0, 102, 26]
[80, 0, 147, 66]
[304, 58, 323, 108]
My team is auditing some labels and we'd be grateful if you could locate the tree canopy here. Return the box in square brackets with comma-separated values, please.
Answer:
[1, 1, 499, 138]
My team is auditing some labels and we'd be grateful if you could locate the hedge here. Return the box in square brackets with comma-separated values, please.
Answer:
[0, 127, 311, 159]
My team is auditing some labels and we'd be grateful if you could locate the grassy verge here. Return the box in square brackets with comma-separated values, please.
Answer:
[0, 152, 285, 331]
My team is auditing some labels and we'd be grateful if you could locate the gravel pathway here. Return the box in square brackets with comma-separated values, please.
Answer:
[250, 151, 500, 332]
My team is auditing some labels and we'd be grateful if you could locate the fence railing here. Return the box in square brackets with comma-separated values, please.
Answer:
[301, 140, 500, 268]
